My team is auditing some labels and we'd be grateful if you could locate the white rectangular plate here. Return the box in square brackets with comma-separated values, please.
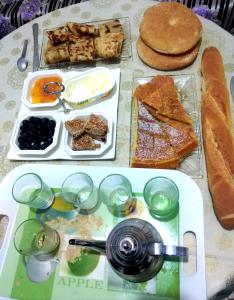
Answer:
[7, 68, 120, 161]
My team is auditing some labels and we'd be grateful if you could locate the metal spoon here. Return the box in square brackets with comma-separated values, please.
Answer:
[17, 39, 29, 72]
[43, 81, 69, 114]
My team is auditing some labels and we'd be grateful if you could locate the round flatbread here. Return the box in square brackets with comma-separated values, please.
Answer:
[140, 2, 202, 55]
[137, 37, 200, 71]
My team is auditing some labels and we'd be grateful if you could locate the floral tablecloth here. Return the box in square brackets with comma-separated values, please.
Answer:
[0, 0, 234, 298]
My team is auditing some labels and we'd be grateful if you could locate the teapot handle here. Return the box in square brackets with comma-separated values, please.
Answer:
[69, 239, 106, 254]
[148, 243, 188, 258]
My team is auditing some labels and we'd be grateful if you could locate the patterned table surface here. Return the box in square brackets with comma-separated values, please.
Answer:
[0, 0, 234, 298]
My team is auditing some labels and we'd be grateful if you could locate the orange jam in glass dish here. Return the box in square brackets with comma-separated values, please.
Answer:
[31, 76, 62, 104]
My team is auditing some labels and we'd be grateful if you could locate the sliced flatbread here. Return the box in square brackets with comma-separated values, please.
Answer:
[68, 37, 95, 62]
[44, 41, 70, 64]
[99, 19, 124, 36]
[47, 26, 70, 44]
[67, 22, 98, 36]
[95, 32, 124, 58]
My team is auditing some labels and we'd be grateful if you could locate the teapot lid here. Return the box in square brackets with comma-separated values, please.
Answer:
[106, 218, 163, 276]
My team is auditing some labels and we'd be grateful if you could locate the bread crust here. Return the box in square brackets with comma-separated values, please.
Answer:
[201, 47, 234, 229]
[201, 47, 232, 128]
[137, 37, 200, 71]
[140, 2, 202, 54]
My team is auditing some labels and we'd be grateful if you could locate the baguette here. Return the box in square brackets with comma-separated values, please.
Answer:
[201, 46, 232, 128]
[201, 47, 234, 230]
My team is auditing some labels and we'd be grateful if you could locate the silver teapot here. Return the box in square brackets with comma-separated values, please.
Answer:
[69, 218, 187, 282]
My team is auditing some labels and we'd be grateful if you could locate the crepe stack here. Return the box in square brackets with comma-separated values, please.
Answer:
[137, 2, 202, 71]
[131, 75, 198, 168]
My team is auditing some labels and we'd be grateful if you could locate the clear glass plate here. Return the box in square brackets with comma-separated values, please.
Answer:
[39, 17, 132, 70]
[130, 74, 203, 179]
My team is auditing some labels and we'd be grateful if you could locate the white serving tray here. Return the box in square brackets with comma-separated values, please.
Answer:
[7, 68, 120, 161]
[0, 164, 206, 300]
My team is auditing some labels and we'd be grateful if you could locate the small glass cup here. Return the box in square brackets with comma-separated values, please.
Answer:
[98, 174, 135, 217]
[14, 219, 60, 261]
[143, 177, 179, 221]
[12, 173, 54, 210]
[61, 172, 98, 212]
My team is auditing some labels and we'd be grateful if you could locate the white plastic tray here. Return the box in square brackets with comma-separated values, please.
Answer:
[0, 164, 206, 300]
[7, 68, 120, 161]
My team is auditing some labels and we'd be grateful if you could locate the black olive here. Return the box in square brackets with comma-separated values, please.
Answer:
[22, 120, 29, 126]
[41, 117, 49, 124]
[18, 143, 24, 150]
[41, 143, 47, 150]
[18, 136, 23, 143]
[48, 120, 56, 129]
[18, 116, 56, 151]
[29, 117, 37, 124]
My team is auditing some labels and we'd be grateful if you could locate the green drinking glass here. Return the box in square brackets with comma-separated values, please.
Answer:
[143, 176, 179, 221]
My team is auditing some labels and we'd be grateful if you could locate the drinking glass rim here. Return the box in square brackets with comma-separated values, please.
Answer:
[13, 218, 44, 255]
[98, 173, 133, 195]
[12, 173, 43, 204]
[61, 172, 94, 195]
[143, 176, 179, 209]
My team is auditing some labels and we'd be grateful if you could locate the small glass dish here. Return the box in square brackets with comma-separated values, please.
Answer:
[63, 112, 113, 157]
[21, 69, 64, 109]
[10, 113, 61, 156]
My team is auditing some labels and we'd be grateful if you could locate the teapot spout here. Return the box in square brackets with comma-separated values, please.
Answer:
[69, 239, 106, 254]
